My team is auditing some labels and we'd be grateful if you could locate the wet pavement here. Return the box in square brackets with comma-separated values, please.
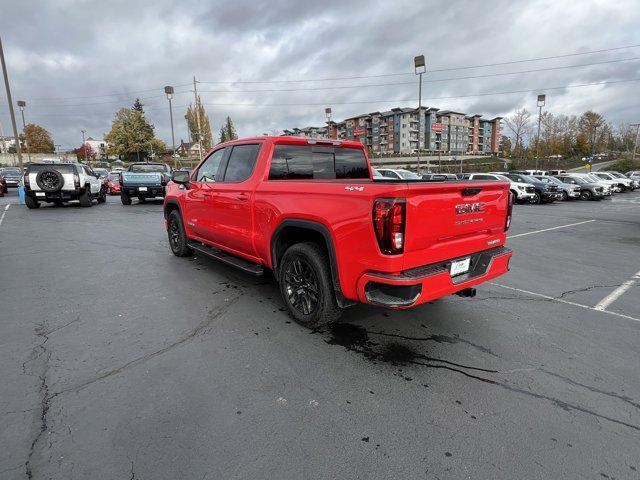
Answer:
[1, 189, 639, 479]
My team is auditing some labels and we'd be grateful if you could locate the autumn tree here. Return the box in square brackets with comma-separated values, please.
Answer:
[75, 143, 96, 162]
[218, 116, 238, 143]
[20, 123, 54, 153]
[186, 96, 212, 150]
[105, 100, 166, 161]
[504, 108, 532, 159]
[578, 111, 607, 153]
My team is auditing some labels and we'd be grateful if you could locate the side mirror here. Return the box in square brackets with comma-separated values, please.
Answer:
[172, 171, 190, 186]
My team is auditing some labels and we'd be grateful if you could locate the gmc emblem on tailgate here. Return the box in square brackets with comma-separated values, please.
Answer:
[455, 202, 486, 215]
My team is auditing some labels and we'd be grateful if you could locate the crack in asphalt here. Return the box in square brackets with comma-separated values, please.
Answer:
[50, 294, 242, 399]
[24, 323, 52, 480]
[325, 323, 640, 433]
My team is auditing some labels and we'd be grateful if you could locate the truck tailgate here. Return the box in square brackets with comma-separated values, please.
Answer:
[401, 181, 509, 270]
[121, 172, 162, 186]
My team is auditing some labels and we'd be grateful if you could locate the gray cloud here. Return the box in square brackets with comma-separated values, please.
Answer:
[1, 0, 639, 150]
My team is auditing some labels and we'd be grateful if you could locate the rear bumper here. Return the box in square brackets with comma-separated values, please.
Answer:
[25, 188, 83, 201]
[122, 185, 165, 197]
[356, 246, 512, 308]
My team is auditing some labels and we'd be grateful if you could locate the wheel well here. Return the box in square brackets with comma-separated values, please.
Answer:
[164, 202, 180, 219]
[272, 226, 327, 275]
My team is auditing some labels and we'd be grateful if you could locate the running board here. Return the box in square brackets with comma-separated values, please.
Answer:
[187, 240, 264, 276]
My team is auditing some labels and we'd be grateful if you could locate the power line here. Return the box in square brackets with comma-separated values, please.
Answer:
[4, 78, 637, 116]
[197, 43, 640, 84]
[196, 57, 640, 93]
[29, 83, 192, 102]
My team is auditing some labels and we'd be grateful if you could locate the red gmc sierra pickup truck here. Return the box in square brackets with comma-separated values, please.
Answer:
[164, 136, 513, 327]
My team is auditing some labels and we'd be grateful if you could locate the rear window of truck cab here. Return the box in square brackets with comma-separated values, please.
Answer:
[268, 145, 369, 180]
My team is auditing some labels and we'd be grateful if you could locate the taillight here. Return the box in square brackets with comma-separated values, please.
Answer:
[373, 198, 406, 254]
[23, 174, 30, 188]
[74, 172, 80, 189]
[505, 190, 515, 231]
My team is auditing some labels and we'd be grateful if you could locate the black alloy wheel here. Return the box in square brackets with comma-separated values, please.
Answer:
[167, 211, 192, 257]
[283, 256, 320, 316]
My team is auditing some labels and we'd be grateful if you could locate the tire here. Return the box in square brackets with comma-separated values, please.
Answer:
[35, 169, 64, 193]
[97, 188, 106, 204]
[25, 195, 40, 209]
[530, 191, 542, 204]
[580, 190, 592, 201]
[120, 191, 132, 205]
[79, 187, 92, 207]
[278, 242, 343, 328]
[561, 191, 568, 201]
[167, 210, 193, 257]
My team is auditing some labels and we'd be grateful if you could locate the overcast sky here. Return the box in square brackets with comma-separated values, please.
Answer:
[1, 0, 639, 150]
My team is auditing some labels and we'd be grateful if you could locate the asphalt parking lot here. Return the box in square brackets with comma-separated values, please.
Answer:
[1, 189, 639, 480]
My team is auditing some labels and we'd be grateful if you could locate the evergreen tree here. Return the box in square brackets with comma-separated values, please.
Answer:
[105, 100, 165, 161]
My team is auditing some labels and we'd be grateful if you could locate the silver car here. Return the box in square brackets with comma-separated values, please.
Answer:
[533, 175, 580, 200]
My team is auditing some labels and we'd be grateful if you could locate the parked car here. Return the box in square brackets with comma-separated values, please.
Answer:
[104, 172, 121, 195]
[546, 169, 567, 176]
[0, 175, 4, 197]
[554, 174, 604, 200]
[120, 162, 171, 205]
[499, 173, 562, 204]
[164, 136, 514, 327]
[466, 173, 536, 204]
[600, 171, 636, 191]
[514, 169, 547, 176]
[93, 168, 109, 179]
[0, 167, 22, 190]
[370, 168, 385, 179]
[377, 168, 421, 180]
[23, 163, 106, 209]
[625, 170, 640, 182]
[532, 175, 581, 201]
[577, 173, 615, 196]
[421, 173, 458, 181]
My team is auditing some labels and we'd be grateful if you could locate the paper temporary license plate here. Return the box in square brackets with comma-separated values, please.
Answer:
[36, 192, 46, 197]
[138, 186, 148, 192]
[450, 257, 471, 276]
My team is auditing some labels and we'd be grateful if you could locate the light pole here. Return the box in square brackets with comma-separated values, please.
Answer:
[631, 123, 640, 162]
[164, 86, 176, 162]
[17, 100, 31, 163]
[185, 114, 192, 148]
[535, 94, 545, 170]
[414, 55, 426, 174]
[81, 129, 87, 164]
[0, 35, 23, 169]
[325, 107, 332, 138]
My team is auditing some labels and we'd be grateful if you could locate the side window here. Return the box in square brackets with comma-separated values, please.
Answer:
[195, 148, 225, 182]
[221, 144, 260, 183]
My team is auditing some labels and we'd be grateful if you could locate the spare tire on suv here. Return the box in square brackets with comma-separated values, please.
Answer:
[36, 169, 64, 192]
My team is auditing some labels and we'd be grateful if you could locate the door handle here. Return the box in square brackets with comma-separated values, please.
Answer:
[235, 193, 249, 201]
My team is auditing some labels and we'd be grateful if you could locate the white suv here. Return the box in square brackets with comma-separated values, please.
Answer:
[24, 163, 106, 209]
[468, 173, 536, 203]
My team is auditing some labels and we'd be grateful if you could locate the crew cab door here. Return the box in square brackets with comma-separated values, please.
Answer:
[205, 143, 262, 258]
[184, 147, 227, 238]
[82, 165, 102, 194]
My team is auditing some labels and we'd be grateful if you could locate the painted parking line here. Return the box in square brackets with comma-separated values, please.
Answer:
[0, 204, 9, 227]
[489, 282, 640, 324]
[507, 219, 596, 239]
[594, 269, 640, 311]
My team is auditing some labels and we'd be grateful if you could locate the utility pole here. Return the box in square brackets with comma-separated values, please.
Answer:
[0, 35, 23, 170]
[81, 129, 87, 163]
[193, 76, 204, 161]
[17, 100, 31, 163]
[631, 123, 640, 162]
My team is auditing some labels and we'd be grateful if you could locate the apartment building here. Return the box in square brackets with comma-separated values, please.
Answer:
[283, 106, 502, 155]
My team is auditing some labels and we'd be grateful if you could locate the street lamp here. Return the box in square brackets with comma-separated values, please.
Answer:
[325, 107, 332, 138]
[535, 94, 546, 170]
[17, 100, 31, 163]
[164, 86, 176, 162]
[414, 55, 426, 174]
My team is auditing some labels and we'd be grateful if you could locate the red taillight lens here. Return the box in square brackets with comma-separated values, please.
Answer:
[505, 190, 515, 231]
[373, 198, 406, 254]
[74, 173, 80, 189]
[23, 174, 30, 188]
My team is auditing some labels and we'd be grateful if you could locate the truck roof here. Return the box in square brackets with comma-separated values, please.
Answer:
[215, 135, 365, 150]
